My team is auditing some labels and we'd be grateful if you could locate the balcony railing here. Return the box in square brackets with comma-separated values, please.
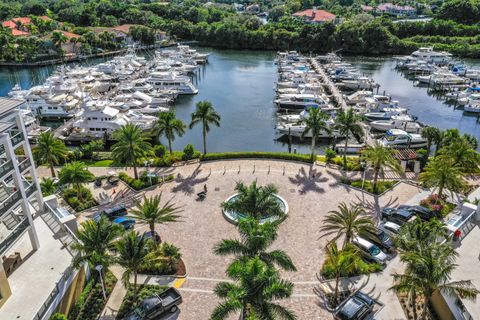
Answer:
[17, 158, 31, 173]
[0, 191, 22, 217]
[0, 160, 13, 179]
[10, 131, 24, 147]
[0, 218, 29, 255]
[25, 183, 36, 198]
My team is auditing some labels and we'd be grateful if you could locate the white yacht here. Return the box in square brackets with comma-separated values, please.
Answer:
[379, 129, 427, 148]
[341, 77, 377, 90]
[411, 47, 452, 64]
[364, 111, 409, 121]
[370, 116, 423, 133]
[146, 72, 198, 95]
[276, 122, 337, 138]
[464, 94, 480, 113]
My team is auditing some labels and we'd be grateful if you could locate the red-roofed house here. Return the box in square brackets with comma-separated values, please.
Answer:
[2, 16, 51, 37]
[293, 8, 337, 24]
[361, 5, 374, 12]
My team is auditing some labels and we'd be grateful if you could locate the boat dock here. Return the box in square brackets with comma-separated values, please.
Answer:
[308, 58, 347, 110]
[53, 118, 74, 139]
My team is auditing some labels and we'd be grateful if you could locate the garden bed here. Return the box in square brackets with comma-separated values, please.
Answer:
[397, 292, 439, 320]
[201, 151, 313, 163]
[68, 270, 117, 320]
[138, 243, 185, 276]
[118, 172, 174, 191]
[341, 179, 397, 195]
[116, 285, 168, 319]
[61, 186, 99, 211]
[420, 194, 456, 218]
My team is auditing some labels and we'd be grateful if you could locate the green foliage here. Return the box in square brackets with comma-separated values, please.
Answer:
[117, 285, 168, 320]
[118, 172, 174, 191]
[436, 0, 480, 25]
[49, 313, 68, 320]
[138, 242, 182, 275]
[324, 148, 337, 163]
[62, 186, 98, 211]
[40, 177, 57, 196]
[130, 25, 156, 45]
[153, 144, 167, 158]
[201, 151, 313, 163]
[68, 271, 117, 320]
[182, 143, 195, 160]
[349, 180, 396, 195]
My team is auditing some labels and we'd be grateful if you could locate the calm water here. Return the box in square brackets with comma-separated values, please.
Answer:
[1, 50, 480, 152]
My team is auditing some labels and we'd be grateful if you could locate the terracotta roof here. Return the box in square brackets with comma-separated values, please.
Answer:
[293, 9, 336, 22]
[57, 30, 81, 39]
[394, 149, 418, 161]
[2, 21, 17, 29]
[11, 29, 30, 36]
[111, 24, 136, 34]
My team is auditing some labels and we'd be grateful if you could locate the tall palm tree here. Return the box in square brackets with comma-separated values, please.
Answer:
[111, 124, 152, 180]
[334, 108, 364, 169]
[322, 243, 373, 306]
[211, 257, 296, 320]
[438, 137, 480, 171]
[71, 216, 123, 269]
[421, 126, 442, 157]
[33, 131, 69, 177]
[214, 216, 296, 271]
[58, 161, 94, 200]
[128, 194, 183, 244]
[395, 218, 449, 254]
[51, 31, 67, 59]
[221, 181, 284, 220]
[115, 231, 151, 300]
[361, 141, 402, 192]
[391, 242, 479, 319]
[153, 111, 186, 154]
[301, 107, 331, 161]
[319, 202, 375, 249]
[419, 157, 465, 199]
[189, 100, 221, 154]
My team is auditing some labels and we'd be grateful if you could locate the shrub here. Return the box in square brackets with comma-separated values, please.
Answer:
[139, 242, 181, 275]
[62, 186, 98, 211]
[201, 152, 313, 163]
[420, 194, 456, 217]
[117, 285, 168, 319]
[154, 145, 167, 158]
[346, 180, 396, 195]
[50, 314, 68, 320]
[183, 144, 195, 160]
[324, 148, 337, 163]
[119, 172, 174, 191]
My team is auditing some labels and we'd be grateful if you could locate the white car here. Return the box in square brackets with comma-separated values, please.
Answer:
[378, 221, 402, 237]
[353, 237, 388, 264]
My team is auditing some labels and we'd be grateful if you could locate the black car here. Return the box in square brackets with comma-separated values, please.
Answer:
[334, 291, 375, 320]
[126, 288, 182, 320]
[103, 205, 127, 220]
[398, 205, 437, 221]
[360, 227, 395, 252]
[381, 207, 414, 225]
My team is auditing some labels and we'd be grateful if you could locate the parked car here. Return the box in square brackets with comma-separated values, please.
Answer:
[381, 207, 415, 225]
[113, 216, 136, 230]
[398, 205, 438, 220]
[378, 221, 402, 237]
[361, 227, 395, 252]
[334, 291, 375, 320]
[352, 237, 388, 265]
[103, 205, 127, 220]
[126, 287, 182, 320]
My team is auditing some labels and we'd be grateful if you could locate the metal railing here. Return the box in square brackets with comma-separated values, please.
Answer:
[25, 183, 36, 198]
[0, 160, 13, 179]
[0, 218, 29, 255]
[0, 191, 22, 217]
[10, 131, 24, 146]
[17, 158, 31, 173]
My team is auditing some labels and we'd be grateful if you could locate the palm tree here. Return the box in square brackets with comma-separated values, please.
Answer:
[211, 257, 296, 320]
[58, 161, 94, 200]
[189, 100, 221, 154]
[391, 242, 479, 319]
[40, 177, 57, 196]
[221, 181, 284, 220]
[361, 141, 402, 192]
[214, 216, 296, 271]
[322, 243, 373, 306]
[72, 216, 123, 269]
[421, 126, 442, 157]
[33, 131, 69, 177]
[129, 194, 183, 244]
[419, 157, 465, 199]
[51, 31, 67, 59]
[111, 124, 152, 180]
[334, 108, 364, 169]
[438, 137, 480, 171]
[153, 111, 186, 154]
[115, 231, 151, 300]
[301, 107, 331, 161]
[319, 202, 375, 249]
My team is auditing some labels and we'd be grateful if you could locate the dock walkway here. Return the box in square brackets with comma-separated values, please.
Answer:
[308, 58, 348, 110]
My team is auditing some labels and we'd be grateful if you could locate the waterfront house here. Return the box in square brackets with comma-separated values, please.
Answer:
[292, 8, 336, 24]
[90, 24, 166, 45]
[2, 16, 51, 37]
[377, 3, 416, 17]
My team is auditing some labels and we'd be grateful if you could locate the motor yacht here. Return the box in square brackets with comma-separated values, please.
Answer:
[379, 129, 427, 148]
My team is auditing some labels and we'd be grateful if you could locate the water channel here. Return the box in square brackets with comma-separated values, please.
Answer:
[0, 49, 479, 153]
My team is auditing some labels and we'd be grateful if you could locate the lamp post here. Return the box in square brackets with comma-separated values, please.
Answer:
[95, 265, 107, 301]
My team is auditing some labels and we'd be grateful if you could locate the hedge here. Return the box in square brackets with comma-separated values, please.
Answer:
[201, 152, 313, 163]
[119, 171, 175, 191]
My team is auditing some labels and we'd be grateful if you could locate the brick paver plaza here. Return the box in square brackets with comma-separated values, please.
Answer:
[39, 159, 425, 319]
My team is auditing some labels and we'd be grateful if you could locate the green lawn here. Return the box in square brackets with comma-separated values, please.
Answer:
[85, 160, 114, 167]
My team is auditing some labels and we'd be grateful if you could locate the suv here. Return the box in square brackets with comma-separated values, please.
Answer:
[378, 221, 402, 237]
[381, 207, 414, 225]
[334, 291, 375, 320]
[352, 237, 388, 265]
[398, 205, 437, 221]
[361, 227, 395, 252]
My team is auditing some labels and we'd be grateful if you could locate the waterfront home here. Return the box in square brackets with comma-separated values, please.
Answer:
[292, 8, 337, 24]
[90, 24, 166, 45]
[377, 3, 416, 17]
[2, 16, 51, 37]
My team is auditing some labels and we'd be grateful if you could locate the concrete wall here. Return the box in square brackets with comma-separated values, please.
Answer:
[0, 266, 12, 309]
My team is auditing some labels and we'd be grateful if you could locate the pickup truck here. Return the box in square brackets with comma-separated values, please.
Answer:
[126, 287, 182, 320]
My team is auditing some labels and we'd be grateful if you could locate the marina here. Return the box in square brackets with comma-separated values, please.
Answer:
[2, 48, 480, 152]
